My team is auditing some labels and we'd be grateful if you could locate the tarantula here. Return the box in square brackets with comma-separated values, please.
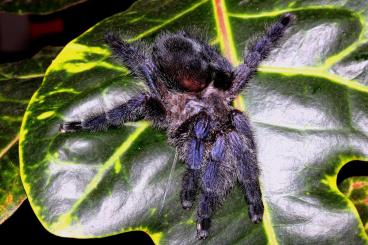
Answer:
[60, 13, 294, 239]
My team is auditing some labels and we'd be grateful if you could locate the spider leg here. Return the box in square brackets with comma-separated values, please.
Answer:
[185, 112, 210, 170]
[229, 110, 263, 223]
[197, 135, 226, 239]
[104, 33, 163, 97]
[227, 13, 295, 100]
[179, 112, 210, 210]
[196, 192, 218, 239]
[207, 48, 234, 91]
[180, 169, 199, 209]
[59, 93, 165, 133]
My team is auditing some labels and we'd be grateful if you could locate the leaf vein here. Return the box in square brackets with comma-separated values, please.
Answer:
[51, 122, 149, 231]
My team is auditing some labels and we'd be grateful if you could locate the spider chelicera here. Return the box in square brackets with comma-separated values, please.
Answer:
[60, 13, 295, 239]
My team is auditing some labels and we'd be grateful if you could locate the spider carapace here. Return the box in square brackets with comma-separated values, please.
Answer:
[60, 13, 295, 239]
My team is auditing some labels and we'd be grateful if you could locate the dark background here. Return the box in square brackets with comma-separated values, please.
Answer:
[1, 0, 137, 63]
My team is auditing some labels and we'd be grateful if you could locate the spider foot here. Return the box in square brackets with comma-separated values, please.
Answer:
[180, 169, 198, 210]
[196, 218, 210, 240]
[59, 121, 82, 133]
[280, 13, 296, 26]
[248, 203, 264, 224]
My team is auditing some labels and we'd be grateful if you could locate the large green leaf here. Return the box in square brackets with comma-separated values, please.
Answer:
[0, 46, 61, 224]
[20, 0, 368, 243]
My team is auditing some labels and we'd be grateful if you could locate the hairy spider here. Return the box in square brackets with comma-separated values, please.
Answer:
[60, 13, 295, 239]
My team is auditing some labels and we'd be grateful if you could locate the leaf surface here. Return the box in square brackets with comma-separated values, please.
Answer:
[20, 0, 368, 244]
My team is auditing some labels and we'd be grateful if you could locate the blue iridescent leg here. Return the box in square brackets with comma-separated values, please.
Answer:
[186, 113, 210, 170]
[60, 93, 164, 132]
[104, 33, 163, 97]
[227, 13, 295, 101]
[196, 193, 217, 240]
[181, 113, 210, 209]
[229, 111, 263, 223]
[180, 169, 199, 209]
[197, 135, 225, 239]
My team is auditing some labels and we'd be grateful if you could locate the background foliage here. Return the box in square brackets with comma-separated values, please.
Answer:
[0, 46, 61, 224]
